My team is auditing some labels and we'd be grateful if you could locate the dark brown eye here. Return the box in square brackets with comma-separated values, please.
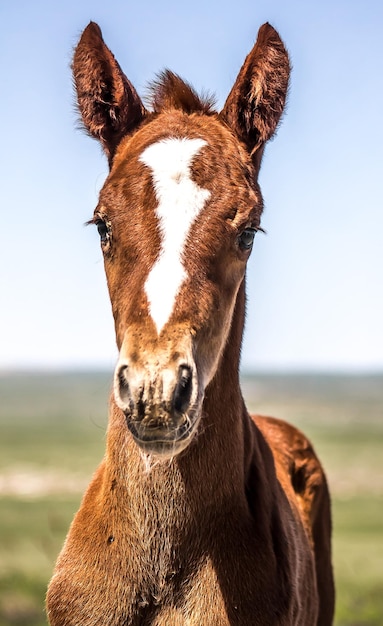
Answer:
[95, 218, 111, 253]
[96, 219, 108, 241]
[238, 228, 256, 251]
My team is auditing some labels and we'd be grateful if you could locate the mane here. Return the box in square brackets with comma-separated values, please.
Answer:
[146, 70, 217, 115]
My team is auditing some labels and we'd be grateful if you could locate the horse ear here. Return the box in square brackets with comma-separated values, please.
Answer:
[221, 23, 290, 171]
[72, 22, 146, 164]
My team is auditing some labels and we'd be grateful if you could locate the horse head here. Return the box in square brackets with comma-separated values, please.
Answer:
[73, 22, 290, 457]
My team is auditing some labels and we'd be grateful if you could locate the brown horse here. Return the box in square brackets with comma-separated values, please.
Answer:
[46, 22, 334, 625]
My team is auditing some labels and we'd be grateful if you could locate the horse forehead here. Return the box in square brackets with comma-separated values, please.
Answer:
[139, 136, 208, 177]
[114, 110, 250, 180]
[138, 137, 210, 206]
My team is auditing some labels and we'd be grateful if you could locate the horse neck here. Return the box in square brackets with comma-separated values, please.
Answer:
[199, 275, 257, 484]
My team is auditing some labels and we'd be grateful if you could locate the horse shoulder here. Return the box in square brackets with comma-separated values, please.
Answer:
[252, 415, 329, 535]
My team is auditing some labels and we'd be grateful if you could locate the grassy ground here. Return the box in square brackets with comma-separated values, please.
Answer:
[1, 371, 382, 625]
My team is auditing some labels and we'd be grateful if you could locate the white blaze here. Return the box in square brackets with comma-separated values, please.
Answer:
[139, 138, 210, 334]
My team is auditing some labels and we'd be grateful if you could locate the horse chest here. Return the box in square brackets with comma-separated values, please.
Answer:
[111, 553, 297, 626]
[48, 476, 317, 626]
[114, 521, 308, 625]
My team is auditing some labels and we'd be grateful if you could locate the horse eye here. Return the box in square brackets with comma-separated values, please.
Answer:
[96, 219, 109, 243]
[238, 228, 256, 251]
[95, 219, 112, 254]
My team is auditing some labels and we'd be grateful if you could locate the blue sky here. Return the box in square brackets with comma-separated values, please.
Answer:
[1, 0, 382, 371]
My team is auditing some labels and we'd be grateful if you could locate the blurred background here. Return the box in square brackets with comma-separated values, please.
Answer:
[1, 0, 382, 624]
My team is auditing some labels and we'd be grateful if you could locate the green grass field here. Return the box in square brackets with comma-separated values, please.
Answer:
[1, 371, 382, 625]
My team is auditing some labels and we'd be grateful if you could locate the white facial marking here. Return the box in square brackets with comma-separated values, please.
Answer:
[139, 138, 210, 333]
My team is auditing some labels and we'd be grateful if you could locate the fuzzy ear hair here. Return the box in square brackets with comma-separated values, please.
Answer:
[221, 23, 290, 169]
[72, 22, 146, 164]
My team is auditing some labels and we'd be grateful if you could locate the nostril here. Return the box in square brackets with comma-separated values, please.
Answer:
[137, 389, 145, 421]
[173, 365, 193, 415]
[116, 364, 131, 406]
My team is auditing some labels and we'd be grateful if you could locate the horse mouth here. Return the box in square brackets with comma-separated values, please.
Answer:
[126, 414, 198, 457]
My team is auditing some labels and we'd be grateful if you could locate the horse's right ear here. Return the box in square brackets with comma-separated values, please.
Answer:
[72, 22, 146, 165]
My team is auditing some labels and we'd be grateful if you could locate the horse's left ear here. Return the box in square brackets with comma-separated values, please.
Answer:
[72, 22, 146, 164]
[221, 23, 290, 171]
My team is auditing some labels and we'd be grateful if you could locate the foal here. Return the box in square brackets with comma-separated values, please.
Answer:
[47, 22, 334, 625]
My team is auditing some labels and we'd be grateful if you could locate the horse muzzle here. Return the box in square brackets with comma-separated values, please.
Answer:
[114, 356, 202, 457]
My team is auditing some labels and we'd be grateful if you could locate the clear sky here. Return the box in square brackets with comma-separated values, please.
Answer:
[1, 0, 382, 372]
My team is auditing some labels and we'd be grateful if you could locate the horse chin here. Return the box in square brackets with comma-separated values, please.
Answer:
[126, 415, 199, 459]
